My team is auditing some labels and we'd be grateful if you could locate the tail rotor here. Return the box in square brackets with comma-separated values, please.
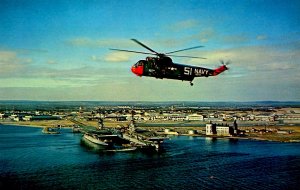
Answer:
[220, 60, 231, 70]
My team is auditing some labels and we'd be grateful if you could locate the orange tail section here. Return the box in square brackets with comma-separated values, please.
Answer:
[213, 65, 228, 76]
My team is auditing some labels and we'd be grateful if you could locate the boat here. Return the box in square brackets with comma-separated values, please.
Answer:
[82, 133, 117, 146]
[42, 126, 60, 134]
[121, 121, 164, 150]
[122, 133, 164, 150]
[81, 117, 165, 151]
[72, 125, 81, 133]
[104, 147, 137, 152]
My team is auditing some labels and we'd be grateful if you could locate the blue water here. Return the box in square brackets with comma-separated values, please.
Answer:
[1, 125, 300, 190]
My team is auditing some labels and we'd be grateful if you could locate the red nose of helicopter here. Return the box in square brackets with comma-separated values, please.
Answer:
[131, 64, 143, 76]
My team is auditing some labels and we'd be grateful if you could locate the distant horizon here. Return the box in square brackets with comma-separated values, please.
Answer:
[0, 100, 300, 103]
[0, 100, 299, 112]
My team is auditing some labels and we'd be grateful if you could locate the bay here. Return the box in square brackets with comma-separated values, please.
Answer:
[0, 125, 299, 190]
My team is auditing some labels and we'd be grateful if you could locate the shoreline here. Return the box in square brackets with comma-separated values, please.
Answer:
[177, 133, 300, 143]
[1, 120, 300, 143]
[1, 122, 45, 128]
[0, 120, 75, 128]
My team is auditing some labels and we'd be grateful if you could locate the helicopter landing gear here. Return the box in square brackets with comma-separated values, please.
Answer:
[190, 82, 194, 86]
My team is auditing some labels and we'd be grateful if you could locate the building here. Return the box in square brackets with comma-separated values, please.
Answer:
[142, 112, 157, 121]
[216, 126, 232, 136]
[22, 115, 60, 121]
[23, 116, 32, 121]
[255, 114, 274, 121]
[206, 124, 216, 135]
[276, 113, 300, 124]
[204, 117, 223, 122]
[186, 113, 204, 121]
[105, 115, 127, 121]
[160, 113, 186, 121]
[164, 129, 179, 135]
[206, 124, 233, 136]
[188, 130, 198, 135]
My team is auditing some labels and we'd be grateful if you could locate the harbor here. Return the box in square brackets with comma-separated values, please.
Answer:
[1, 124, 300, 190]
[1, 101, 300, 189]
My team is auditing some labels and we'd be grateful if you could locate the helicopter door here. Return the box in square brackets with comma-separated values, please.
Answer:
[144, 59, 157, 76]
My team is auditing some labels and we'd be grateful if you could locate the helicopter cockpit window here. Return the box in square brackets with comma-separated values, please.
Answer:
[133, 61, 143, 68]
[137, 61, 144, 66]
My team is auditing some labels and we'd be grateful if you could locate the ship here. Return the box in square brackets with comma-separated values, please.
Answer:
[83, 133, 117, 146]
[121, 118, 165, 150]
[81, 118, 127, 147]
[42, 126, 60, 134]
[81, 115, 165, 151]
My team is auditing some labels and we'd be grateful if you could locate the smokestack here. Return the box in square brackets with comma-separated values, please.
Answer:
[234, 119, 238, 130]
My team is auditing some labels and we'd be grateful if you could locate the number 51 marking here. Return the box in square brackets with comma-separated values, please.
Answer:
[184, 67, 192, 75]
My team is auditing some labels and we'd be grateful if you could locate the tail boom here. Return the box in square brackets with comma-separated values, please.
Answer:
[213, 65, 228, 76]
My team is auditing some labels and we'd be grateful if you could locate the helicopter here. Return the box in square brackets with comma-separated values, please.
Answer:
[110, 39, 229, 86]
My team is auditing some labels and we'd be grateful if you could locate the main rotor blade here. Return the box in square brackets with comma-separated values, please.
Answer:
[168, 55, 207, 59]
[165, 46, 204, 54]
[110, 48, 157, 55]
[131, 39, 159, 54]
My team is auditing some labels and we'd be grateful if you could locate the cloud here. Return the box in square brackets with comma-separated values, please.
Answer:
[103, 52, 131, 62]
[47, 60, 57, 64]
[2, 35, 299, 101]
[0, 51, 17, 62]
[65, 37, 92, 46]
[168, 19, 199, 32]
[183, 42, 300, 82]
[65, 37, 134, 48]
[0, 58, 133, 89]
[189, 28, 216, 43]
[256, 35, 267, 40]
[91, 55, 102, 62]
[0, 50, 25, 74]
[221, 34, 249, 44]
[1, 43, 298, 101]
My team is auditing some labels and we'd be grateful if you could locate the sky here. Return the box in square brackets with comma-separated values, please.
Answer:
[0, 0, 299, 101]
